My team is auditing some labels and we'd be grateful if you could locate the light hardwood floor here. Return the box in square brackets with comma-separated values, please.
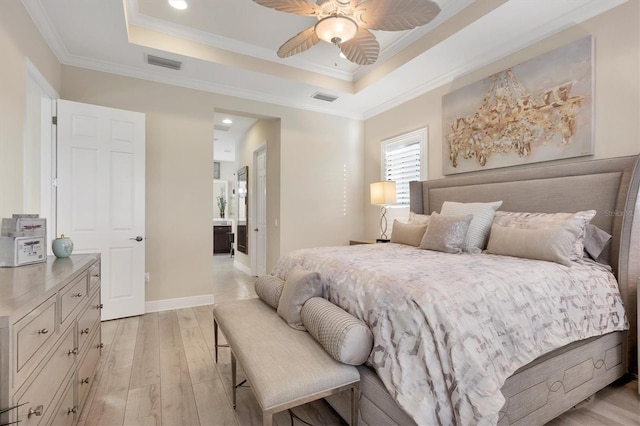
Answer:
[78, 255, 640, 425]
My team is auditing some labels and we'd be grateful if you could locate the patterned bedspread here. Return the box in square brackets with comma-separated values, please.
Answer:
[271, 243, 628, 425]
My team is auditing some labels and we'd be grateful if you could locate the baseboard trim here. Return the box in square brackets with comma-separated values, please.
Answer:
[234, 260, 253, 276]
[145, 294, 215, 313]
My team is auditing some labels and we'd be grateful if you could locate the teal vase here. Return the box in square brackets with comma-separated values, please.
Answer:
[52, 234, 74, 258]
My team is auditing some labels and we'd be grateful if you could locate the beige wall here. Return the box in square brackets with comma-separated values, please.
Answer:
[60, 66, 364, 302]
[363, 1, 640, 239]
[0, 2, 61, 219]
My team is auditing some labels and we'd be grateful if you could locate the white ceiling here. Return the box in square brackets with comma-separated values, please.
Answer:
[23, 0, 626, 123]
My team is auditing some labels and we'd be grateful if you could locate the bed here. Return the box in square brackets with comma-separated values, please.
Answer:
[271, 155, 640, 425]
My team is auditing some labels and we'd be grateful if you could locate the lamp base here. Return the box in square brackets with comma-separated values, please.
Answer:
[376, 238, 390, 243]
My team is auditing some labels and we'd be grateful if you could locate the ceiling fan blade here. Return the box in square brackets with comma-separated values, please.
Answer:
[340, 28, 379, 65]
[277, 26, 320, 58]
[252, 0, 322, 16]
[356, 0, 441, 31]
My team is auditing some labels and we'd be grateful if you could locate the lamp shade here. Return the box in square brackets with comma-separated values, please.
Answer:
[370, 181, 396, 205]
[314, 15, 358, 45]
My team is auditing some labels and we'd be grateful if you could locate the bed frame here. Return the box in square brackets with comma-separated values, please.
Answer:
[328, 155, 640, 425]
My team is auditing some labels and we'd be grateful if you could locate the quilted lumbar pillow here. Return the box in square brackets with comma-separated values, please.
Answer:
[440, 200, 503, 253]
[254, 275, 285, 310]
[277, 265, 322, 331]
[301, 297, 373, 365]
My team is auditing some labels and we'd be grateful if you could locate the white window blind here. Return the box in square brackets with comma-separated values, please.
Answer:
[382, 129, 426, 205]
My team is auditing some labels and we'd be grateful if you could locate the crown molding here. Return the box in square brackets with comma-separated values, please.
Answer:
[21, 0, 70, 62]
[61, 54, 365, 120]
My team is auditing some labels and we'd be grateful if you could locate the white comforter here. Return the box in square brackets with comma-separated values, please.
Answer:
[271, 243, 628, 425]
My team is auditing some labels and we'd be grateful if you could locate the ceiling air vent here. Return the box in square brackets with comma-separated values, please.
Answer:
[214, 125, 230, 132]
[311, 92, 339, 102]
[146, 54, 182, 71]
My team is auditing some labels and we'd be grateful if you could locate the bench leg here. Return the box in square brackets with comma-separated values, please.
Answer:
[262, 412, 273, 426]
[231, 351, 237, 409]
[214, 316, 219, 363]
[351, 385, 360, 426]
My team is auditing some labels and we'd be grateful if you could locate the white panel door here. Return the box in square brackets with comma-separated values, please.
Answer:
[253, 147, 267, 276]
[57, 100, 145, 320]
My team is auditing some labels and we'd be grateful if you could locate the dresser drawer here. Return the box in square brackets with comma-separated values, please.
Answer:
[60, 273, 88, 324]
[48, 373, 76, 426]
[16, 326, 75, 426]
[77, 329, 101, 407]
[88, 261, 101, 294]
[77, 291, 101, 353]
[15, 295, 57, 376]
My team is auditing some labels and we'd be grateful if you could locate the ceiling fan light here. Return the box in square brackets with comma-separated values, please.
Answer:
[314, 15, 358, 45]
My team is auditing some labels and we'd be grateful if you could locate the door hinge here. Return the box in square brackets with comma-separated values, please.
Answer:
[52, 116, 57, 125]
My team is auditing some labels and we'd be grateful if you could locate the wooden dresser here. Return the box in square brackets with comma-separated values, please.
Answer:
[0, 253, 102, 425]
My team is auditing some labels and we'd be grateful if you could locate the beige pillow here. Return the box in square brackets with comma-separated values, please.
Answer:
[408, 212, 430, 226]
[419, 212, 473, 254]
[254, 275, 285, 310]
[277, 265, 322, 330]
[493, 210, 596, 259]
[390, 220, 428, 246]
[301, 297, 373, 365]
[486, 224, 580, 266]
[440, 201, 502, 253]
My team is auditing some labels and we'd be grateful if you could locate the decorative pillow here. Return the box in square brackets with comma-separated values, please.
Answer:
[254, 275, 285, 310]
[390, 220, 428, 247]
[301, 297, 373, 365]
[408, 212, 430, 226]
[419, 212, 473, 254]
[583, 224, 612, 263]
[492, 210, 596, 259]
[486, 224, 580, 266]
[277, 265, 322, 331]
[440, 200, 503, 253]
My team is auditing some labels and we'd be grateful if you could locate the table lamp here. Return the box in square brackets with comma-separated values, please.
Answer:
[370, 181, 396, 242]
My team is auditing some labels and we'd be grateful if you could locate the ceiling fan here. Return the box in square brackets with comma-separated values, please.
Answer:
[252, 0, 442, 65]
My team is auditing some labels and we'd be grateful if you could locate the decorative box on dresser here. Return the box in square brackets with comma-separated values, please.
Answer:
[0, 254, 102, 425]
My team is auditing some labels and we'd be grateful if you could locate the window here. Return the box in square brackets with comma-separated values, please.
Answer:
[381, 128, 427, 205]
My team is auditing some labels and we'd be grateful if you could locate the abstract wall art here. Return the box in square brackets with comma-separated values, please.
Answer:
[442, 36, 593, 174]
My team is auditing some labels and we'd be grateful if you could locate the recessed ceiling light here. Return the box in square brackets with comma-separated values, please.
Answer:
[222, 118, 233, 124]
[168, 0, 188, 10]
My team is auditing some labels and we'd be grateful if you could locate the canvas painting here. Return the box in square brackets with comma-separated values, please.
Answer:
[442, 36, 593, 175]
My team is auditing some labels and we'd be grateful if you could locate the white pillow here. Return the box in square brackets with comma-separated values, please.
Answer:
[440, 201, 503, 253]
[407, 212, 430, 226]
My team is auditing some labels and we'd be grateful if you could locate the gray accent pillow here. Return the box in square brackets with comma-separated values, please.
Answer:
[486, 224, 580, 266]
[583, 223, 612, 263]
[390, 220, 428, 247]
[277, 265, 322, 331]
[301, 297, 373, 365]
[440, 201, 502, 253]
[419, 212, 473, 254]
[254, 275, 285, 310]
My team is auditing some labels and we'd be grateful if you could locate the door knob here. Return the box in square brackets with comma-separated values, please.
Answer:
[129, 236, 144, 242]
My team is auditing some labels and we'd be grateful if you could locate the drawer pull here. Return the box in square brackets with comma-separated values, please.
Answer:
[96, 303, 104, 309]
[67, 406, 78, 415]
[92, 273, 101, 278]
[72, 292, 83, 298]
[67, 348, 78, 355]
[38, 328, 49, 335]
[97, 342, 105, 349]
[80, 328, 90, 335]
[80, 377, 90, 385]
[28, 405, 44, 418]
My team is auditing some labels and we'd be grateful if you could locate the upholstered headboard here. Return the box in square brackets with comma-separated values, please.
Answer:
[410, 155, 640, 371]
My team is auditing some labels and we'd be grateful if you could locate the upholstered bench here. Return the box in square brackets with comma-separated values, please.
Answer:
[213, 297, 361, 426]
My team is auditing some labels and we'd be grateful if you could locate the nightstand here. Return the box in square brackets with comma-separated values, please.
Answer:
[349, 239, 376, 245]
[349, 239, 390, 245]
